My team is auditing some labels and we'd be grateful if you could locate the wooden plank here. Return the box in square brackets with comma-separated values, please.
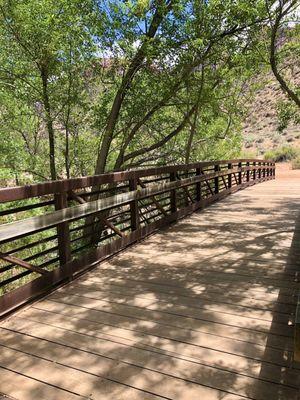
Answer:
[16, 302, 294, 358]
[84, 272, 296, 304]
[32, 298, 294, 364]
[2, 320, 298, 399]
[72, 275, 296, 313]
[63, 280, 294, 323]
[60, 287, 292, 324]
[0, 331, 250, 400]
[90, 264, 300, 291]
[0, 367, 83, 400]
[48, 291, 293, 336]
[0, 344, 162, 400]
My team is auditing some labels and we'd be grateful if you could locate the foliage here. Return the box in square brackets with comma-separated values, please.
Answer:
[264, 145, 299, 162]
[0, 2, 297, 179]
[0, 0, 274, 184]
[240, 149, 259, 159]
[0, 0, 100, 180]
[291, 156, 300, 169]
[276, 99, 300, 133]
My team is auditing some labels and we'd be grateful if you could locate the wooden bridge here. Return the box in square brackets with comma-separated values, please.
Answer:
[0, 159, 300, 400]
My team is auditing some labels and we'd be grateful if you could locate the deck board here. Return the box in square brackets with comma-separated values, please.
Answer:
[1, 167, 300, 399]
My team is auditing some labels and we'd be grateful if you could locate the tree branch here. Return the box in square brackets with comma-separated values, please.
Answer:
[123, 103, 198, 163]
[269, 0, 300, 107]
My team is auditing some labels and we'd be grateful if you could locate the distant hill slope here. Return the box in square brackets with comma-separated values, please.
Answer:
[242, 68, 300, 156]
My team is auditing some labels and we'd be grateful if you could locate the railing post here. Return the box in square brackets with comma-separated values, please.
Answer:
[129, 178, 139, 231]
[258, 162, 261, 179]
[170, 172, 177, 213]
[183, 171, 189, 207]
[246, 161, 250, 182]
[253, 161, 256, 181]
[196, 167, 201, 201]
[54, 192, 72, 278]
[214, 164, 219, 194]
[238, 161, 242, 185]
[227, 163, 232, 189]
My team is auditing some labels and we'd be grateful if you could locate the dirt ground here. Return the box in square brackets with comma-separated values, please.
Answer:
[275, 162, 300, 180]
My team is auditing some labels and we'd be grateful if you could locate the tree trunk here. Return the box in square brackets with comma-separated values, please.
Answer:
[41, 68, 57, 180]
[64, 105, 71, 179]
[94, 0, 171, 175]
[185, 109, 198, 164]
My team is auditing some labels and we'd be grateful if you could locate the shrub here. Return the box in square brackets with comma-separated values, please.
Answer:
[291, 157, 300, 169]
[264, 146, 299, 162]
[240, 150, 258, 158]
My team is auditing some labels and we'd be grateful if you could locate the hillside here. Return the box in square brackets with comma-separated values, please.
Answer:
[242, 68, 300, 156]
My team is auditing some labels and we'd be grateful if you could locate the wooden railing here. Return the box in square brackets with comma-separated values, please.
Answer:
[0, 159, 275, 317]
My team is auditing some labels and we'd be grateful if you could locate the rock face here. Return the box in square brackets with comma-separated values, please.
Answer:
[242, 67, 300, 155]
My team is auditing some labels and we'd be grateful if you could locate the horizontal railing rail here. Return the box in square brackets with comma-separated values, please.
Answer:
[0, 159, 275, 317]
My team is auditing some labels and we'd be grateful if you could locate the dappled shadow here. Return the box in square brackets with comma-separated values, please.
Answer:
[1, 177, 300, 399]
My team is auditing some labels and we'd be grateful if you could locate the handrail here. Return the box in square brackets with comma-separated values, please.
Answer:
[0, 159, 275, 317]
[0, 166, 256, 243]
[0, 159, 273, 203]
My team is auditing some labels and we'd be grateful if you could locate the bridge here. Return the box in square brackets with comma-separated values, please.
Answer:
[0, 159, 299, 400]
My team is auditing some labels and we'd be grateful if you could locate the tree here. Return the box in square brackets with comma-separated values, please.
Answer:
[0, 0, 98, 180]
[266, 0, 300, 108]
[92, 0, 269, 173]
[0, 0, 273, 186]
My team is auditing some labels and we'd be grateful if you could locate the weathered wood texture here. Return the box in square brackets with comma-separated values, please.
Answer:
[0, 160, 275, 317]
[0, 163, 299, 400]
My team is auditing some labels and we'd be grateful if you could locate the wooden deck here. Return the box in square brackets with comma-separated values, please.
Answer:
[1, 165, 300, 400]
